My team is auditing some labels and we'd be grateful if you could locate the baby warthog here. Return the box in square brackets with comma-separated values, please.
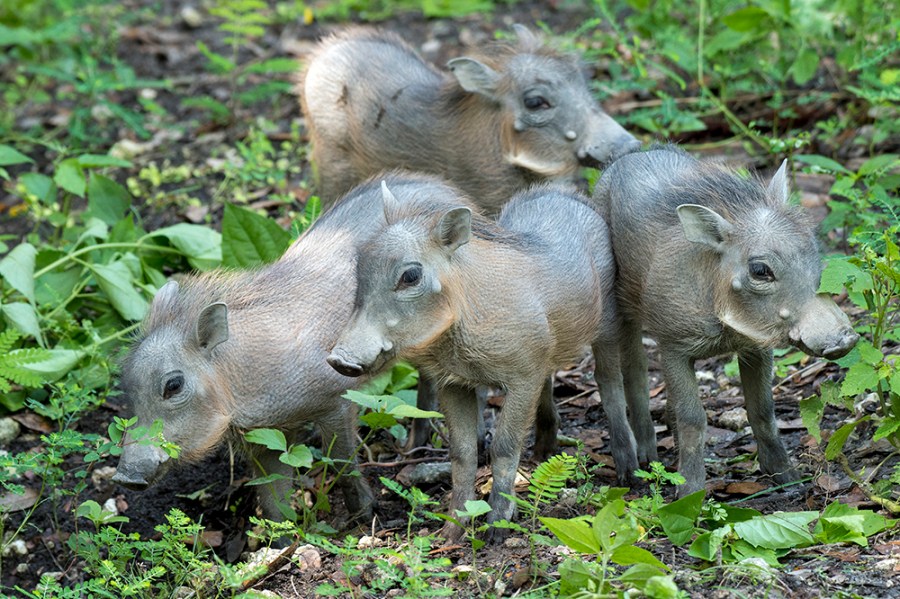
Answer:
[110, 189, 403, 523]
[301, 26, 639, 212]
[593, 147, 859, 496]
[328, 178, 639, 541]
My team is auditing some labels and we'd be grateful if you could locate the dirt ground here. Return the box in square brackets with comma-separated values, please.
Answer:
[2, 1, 899, 597]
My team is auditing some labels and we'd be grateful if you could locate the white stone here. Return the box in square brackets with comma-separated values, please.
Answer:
[0, 418, 21, 445]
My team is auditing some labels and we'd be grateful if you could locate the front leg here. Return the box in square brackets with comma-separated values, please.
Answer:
[485, 378, 542, 542]
[739, 348, 798, 483]
[533, 377, 560, 462]
[659, 347, 706, 496]
[619, 316, 657, 464]
[592, 338, 639, 484]
[439, 382, 480, 543]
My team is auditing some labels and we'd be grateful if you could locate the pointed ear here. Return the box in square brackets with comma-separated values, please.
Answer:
[448, 57, 501, 98]
[767, 159, 790, 204]
[676, 204, 733, 251]
[196, 302, 228, 354]
[381, 180, 401, 224]
[153, 280, 180, 306]
[512, 24, 540, 50]
[434, 207, 471, 253]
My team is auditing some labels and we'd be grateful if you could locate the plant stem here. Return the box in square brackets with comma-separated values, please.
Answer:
[835, 452, 900, 514]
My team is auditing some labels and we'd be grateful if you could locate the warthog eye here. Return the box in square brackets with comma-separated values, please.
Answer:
[749, 261, 775, 282]
[523, 95, 551, 110]
[397, 265, 423, 289]
[163, 374, 184, 400]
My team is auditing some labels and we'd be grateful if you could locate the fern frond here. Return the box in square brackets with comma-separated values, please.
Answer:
[0, 328, 21, 354]
[528, 453, 577, 508]
[0, 347, 53, 388]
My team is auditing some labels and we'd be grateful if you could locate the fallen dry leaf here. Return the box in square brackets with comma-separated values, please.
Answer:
[725, 481, 768, 495]
[0, 487, 39, 512]
[815, 474, 844, 492]
[11, 412, 53, 433]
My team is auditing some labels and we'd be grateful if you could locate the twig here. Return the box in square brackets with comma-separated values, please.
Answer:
[773, 359, 828, 391]
[358, 456, 447, 468]
[239, 537, 301, 591]
[835, 452, 900, 514]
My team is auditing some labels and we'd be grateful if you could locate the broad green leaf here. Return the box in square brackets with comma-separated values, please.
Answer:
[642, 575, 680, 599]
[343, 389, 442, 419]
[0, 242, 37, 303]
[814, 501, 893, 539]
[858, 154, 900, 176]
[873, 416, 900, 443]
[388, 403, 443, 419]
[540, 516, 601, 554]
[817, 514, 868, 546]
[1, 302, 44, 346]
[13, 348, 84, 382]
[841, 361, 881, 395]
[658, 490, 705, 546]
[722, 6, 768, 31]
[818, 256, 864, 295]
[558, 558, 604, 596]
[245, 58, 300, 74]
[92, 261, 149, 321]
[77, 217, 110, 244]
[795, 154, 853, 176]
[360, 411, 398, 430]
[458, 499, 492, 518]
[55, 159, 86, 197]
[19, 172, 56, 204]
[244, 428, 287, 452]
[733, 511, 817, 549]
[799, 394, 826, 443]
[727, 539, 782, 566]
[151, 223, 222, 271]
[280, 444, 313, 469]
[791, 47, 820, 85]
[593, 499, 635, 552]
[75, 500, 102, 520]
[857, 340, 884, 365]
[825, 420, 863, 460]
[0, 144, 33, 166]
[610, 544, 669, 571]
[87, 174, 131, 226]
[221, 203, 291, 268]
[74, 154, 132, 168]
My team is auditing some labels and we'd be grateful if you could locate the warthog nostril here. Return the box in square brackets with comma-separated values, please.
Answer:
[327, 353, 366, 377]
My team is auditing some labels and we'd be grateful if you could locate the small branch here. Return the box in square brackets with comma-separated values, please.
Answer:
[239, 537, 301, 591]
[358, 456, 447, 468]
[835, 452, 900, 514]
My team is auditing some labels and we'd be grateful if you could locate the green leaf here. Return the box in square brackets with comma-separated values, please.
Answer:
[791, 48, 820, 85]
[221, 203, 292, 268]
[458, 499, 492, 518]
[841, 361, 882, 395]
[244, 428, 287, 452]
[54, 159, 86, 197]
[540, 516, 600, 554]
[799, 394, 826, 443]
[0, 144, 33, 166]
[280, 444, 313, 469]
[825, 420, 863, 460]
[858, 154, 900, 176]
[658, 490, 705, 546]
[815, 501, 893, 539]
[150, 223, 222, 271]
[19, 172, 56, 204]
[873, 416, 900, 443]
[795, 155, 853, 176]
[0, 242, 37, 303]
[558, 558, 604, 595]
[74, 154, 132, 168]
[1, 302, 44, 347]
[360, 411, 398, 430]
[610, 544, 669, 571]
[733, 511, 818, 549]
[722, 6, 769, 31]
[819, 256, 865, 295]
[642, 575, 680, 599]
[92, 261, 149, 321]
[87, 174, 132, 226]
[245, 472, 290, 486]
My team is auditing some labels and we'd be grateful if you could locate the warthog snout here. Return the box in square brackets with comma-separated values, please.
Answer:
[818, 327, 859, 360]
[327, 348, 367, 378]
[112, 442, 170, 491]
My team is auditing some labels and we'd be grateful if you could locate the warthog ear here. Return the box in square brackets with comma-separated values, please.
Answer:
[196, 302, 229, 355]
[448, 57, 501, 99]
[381, 180, 400, 224]
[435, 207, 472, 253]
[153, 280, 180, 308]
[767, 159, 790, 204]
[677, 204, 734, 251]
[512, 24, 540, 50]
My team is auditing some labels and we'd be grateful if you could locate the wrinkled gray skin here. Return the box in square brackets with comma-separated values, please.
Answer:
[301, 25, 639, 213]
[592, 148, 859, 496]
[328, 180, 639, 542]
[110, 182, 440, 523]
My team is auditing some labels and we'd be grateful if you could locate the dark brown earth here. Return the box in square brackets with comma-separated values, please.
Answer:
[2, 1, 898, 597]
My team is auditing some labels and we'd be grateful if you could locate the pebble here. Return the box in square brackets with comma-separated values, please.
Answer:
[396, 462, 452, 486]
[718, 407, 749, 431]
[357, 535, 384, 549]
[180, 6, 203, 28]
[503, 536, 528, 549]
[91, 465, 117, 490]
[102, 497, 119, 515]
[2, 539, 27, 557]
[0, 417, 21, 445]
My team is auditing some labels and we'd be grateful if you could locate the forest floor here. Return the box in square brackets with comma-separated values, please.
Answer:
[2, 1, 899, 597]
